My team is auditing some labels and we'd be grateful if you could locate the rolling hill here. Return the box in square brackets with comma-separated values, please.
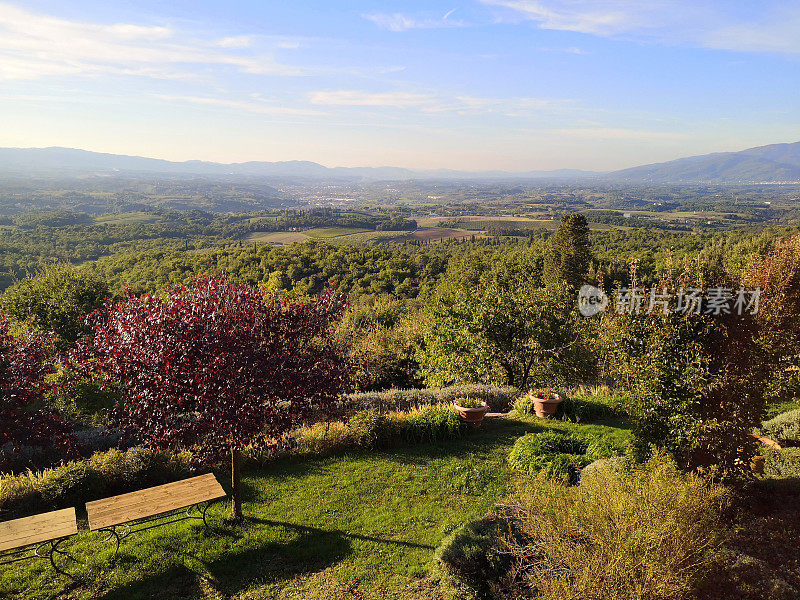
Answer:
[1, 141, 799, 183]
[608, 141, 800, 184]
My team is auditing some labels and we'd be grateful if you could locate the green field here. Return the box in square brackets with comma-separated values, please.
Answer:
[303, 227, 372, 238]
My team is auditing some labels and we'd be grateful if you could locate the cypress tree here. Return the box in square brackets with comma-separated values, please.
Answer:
[544, 213, 592, 291]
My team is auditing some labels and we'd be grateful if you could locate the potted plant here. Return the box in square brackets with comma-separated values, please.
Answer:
[453, 398, 489, 427]
[525, 389, 564, 418]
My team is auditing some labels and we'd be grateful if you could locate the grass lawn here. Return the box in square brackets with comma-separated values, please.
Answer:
[0, 416, 631, 600]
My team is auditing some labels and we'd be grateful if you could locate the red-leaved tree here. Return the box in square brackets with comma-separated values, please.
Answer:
[76, 274, 352, 518]
[0, 313, 74, 471]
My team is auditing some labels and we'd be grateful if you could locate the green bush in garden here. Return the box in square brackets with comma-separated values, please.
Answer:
[347, 408, 399, 449]
[760, 409, 800, 447]
[0, 447, 194, 520]
[402, 406, 462, 444]
[434, 516, 519, 600]
[508, 430, 622, 485]
[763, 447, 800, 478]
[348, 406, 464, 449]
[510, 430, 588, 458]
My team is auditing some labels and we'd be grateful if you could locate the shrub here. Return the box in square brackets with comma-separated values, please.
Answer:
[540, 453, 592, 485]
[292, 422, 356, 456]
[453, 397, 486, 409]
[343, 385, 518, 414]
[760, 409, 800, 447]
[763, 447, 800, 478]
[511, 430, 588, 458]
[0, 446, 194, 520]
[508, 431, 593, 485]
[348, 409, 399, 449]
[434, 516, 520, 600]
[559, 396, 619, 422]
[513, 394, 536, 416]
[586, 436, 625, 460]
[504, 455, 732, 600]
[402, 406, 462, 444]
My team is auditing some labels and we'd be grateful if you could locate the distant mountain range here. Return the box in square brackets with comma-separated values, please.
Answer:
[1, 141, 799, 184]
[0, 147, 594, 181]
[609, 141, 800, 184]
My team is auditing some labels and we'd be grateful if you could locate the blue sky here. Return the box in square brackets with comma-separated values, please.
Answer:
[1, 1, 799, 171]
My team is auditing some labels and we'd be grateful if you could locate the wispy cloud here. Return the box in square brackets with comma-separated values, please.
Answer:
[309, 90, 433, 108]
[363, 9, 466, 32]
[540, 46, 590, 55]
[545, 127, 687, 141]
[482, 0, 800, 54]
[309, 89, 575, 117]
[215, 35, 254, 48]
[0, 2, 305, 81]
[153, 94, 327, 116]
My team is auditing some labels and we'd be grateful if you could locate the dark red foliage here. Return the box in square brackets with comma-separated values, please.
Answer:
[76, 274, 353, 465]
[0, 314, 74, 470]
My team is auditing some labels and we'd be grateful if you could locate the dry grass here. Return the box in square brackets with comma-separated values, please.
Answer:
[502, 455, 731, 600]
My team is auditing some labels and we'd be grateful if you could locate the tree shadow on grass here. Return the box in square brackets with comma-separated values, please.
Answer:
[97, 527, 352, 600]
[248, 517, 435, 550]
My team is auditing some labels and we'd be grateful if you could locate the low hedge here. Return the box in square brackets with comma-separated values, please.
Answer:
[760, 409, 800, 447]
[514, 386, 627, 423]
[763, 447, 800, 478]
[348, 406, 465, 449]
[0, 447, 195, 520]
[343, 385, 518, 414]
[508, 430, 622, 485]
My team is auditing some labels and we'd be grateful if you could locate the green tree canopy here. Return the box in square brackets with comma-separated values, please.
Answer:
[421, 248, 589, 389]
[544, 213, 592, 291]
[1, 263, 109, 350]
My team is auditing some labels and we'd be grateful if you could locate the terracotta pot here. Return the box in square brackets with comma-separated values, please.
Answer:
[454, 403, 489, 427]
[532, 394, 564, 418]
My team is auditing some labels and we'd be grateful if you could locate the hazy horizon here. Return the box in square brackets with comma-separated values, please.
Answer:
[2, 1, 800, 171]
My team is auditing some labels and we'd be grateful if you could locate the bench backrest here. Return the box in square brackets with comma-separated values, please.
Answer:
[0, 508, 78, 553]
[85, 473, 225, 531]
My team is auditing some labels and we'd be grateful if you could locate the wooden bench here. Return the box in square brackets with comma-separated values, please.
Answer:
[0, 508, 79, 576]
[85, 473, 225, 561]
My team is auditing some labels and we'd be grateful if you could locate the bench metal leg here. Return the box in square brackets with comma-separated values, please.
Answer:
[185, 498, 220, 531]
[31, 537, 79, 578]
[99, 525, 129, 566]
[94, 499, 222, 570]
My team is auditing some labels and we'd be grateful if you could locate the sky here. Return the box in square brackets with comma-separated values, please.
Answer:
[1, 1, 799, 171]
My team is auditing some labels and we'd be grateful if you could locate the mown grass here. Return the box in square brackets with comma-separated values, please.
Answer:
[0, 415, 631, 600]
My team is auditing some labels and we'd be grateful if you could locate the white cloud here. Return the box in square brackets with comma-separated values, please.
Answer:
[215, 35, 253, 48]
[0, 2, 304, 81]
[364, 10, 466, 32]
[482, 0, 800, 54]
[309, 90, 434, 108]
[540, 46, 590, 55]
[308, 90, 576, 118]
[153, 94, 327, 116]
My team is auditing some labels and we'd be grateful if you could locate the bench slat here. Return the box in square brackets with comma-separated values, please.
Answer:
[0, 508, 78, 552]
[86, 474, 225, 531]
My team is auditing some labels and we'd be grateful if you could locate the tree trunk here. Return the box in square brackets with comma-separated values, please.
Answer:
[231, 448, 243, 520]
